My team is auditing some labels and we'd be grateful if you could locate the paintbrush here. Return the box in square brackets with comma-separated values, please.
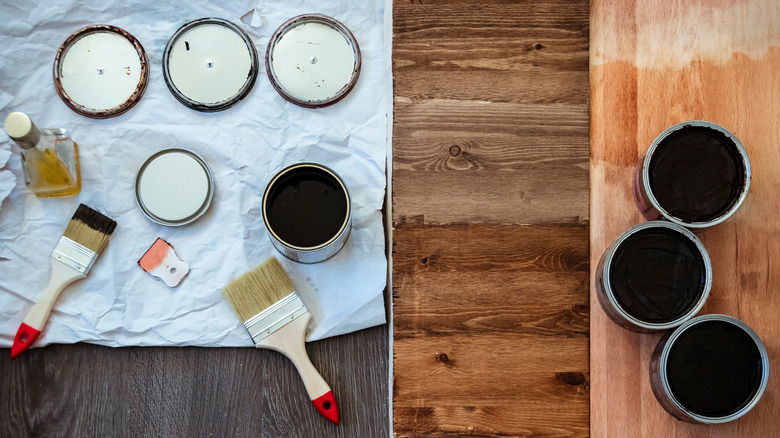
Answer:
[11, 204, 117, 359]
[222, 257, 339, 425]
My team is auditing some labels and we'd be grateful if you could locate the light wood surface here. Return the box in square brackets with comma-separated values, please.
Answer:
[393, 0, 590, 436]
[591, 0, 780, 436]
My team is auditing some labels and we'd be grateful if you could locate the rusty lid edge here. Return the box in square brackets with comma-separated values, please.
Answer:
[53, 24, 150, 119]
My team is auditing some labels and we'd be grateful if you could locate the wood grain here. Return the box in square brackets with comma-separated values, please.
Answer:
[393, 225, 589, 437]
[0, 325, 388, 438]
[393, 0, 590, 436]
[591, 0, 780, 436]
[392, 0, 590, 227]
[393, 100, 589, 225]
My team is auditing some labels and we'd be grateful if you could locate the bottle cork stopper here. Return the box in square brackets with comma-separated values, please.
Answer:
[4, 112, 40, 149]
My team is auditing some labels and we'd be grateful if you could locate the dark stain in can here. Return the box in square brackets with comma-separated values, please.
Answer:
[649, 126, 746, 223]
[265, 165, 348, 248]
[666, 320, 764, 417]
[609, 226, 706, 323]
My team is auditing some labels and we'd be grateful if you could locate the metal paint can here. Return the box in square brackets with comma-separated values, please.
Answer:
[162, 18, 259, 112]
[54, 25, 149, 118]
[633, 121, 751, 228]
[650, 315, 769, 423]
[135, 148, 215, 226]
[596, 221, 712, 332]
[262, 163, 351, 263]
[265, 14, 361, 108]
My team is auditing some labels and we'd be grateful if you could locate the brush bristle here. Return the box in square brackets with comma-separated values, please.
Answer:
[62, 204, 117, 253]
[222, 257, 297, 322]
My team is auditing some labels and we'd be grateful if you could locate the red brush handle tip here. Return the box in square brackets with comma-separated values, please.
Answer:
[11, 323, 41, 360]
[312, 391, 339, 425]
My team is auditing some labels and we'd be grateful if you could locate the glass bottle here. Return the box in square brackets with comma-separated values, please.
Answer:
[4, 112, 81, 197]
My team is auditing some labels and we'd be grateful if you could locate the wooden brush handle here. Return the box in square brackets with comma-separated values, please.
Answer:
[255, 313, 340, 424]
[11, 260, 86, 359]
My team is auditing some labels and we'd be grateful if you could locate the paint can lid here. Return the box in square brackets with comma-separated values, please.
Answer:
[135, 148, 215, 226]
[163, 18, 259, 112]
[266, 14, 361, 108]
[54, 25, 149, 118]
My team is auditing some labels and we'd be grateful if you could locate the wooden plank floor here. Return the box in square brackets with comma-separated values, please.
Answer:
[1, 325, 388, 437]
[591, 0, 780, 436]
[392, 1, 590, 436]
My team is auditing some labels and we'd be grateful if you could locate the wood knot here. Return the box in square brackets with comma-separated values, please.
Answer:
[438, 353, 448, 362]
[449, 145, 461, 156]
[535, 43, 544, 50]
[556, 372, 586, 386]
[420, 251, 440, 267]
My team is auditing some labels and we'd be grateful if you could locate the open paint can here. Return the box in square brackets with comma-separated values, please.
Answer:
[650, 314, 769, 423]
[596, 221, 712, 332]
[266, 14, 361, 108]
[262, 163, 351, 263]
[163, 18, 259, 112]
[634, 121, 751, 228]
[54, 25, 149, 118]
[135, 148, 215, 226]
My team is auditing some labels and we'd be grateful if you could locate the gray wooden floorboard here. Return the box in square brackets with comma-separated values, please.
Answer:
[1, 325, 388, 438]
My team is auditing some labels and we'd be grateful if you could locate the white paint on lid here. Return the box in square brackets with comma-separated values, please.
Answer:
[59, 31, 143, 111]
[168, 24, 253, 104]
[271, 22, 356, 102]
[138, 151, 210, 223]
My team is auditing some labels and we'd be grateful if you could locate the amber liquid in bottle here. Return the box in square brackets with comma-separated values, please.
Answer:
[22, 136, 81, 197]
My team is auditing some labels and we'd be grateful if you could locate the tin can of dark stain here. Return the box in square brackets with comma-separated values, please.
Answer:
[262, 163, 351, 263]
[650, 314, 769, 424]
[596, 221, 712, 332]
[633, 121, 751, 228]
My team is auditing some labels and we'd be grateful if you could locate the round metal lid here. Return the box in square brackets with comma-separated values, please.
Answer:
[163, 18, 259, 112]
[135, 148, 215, 226]
[266, 14, 361, 108]
[54, 25, 149, 118]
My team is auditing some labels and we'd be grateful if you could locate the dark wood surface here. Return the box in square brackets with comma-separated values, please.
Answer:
[590, 0, 780, 436]
[392, 0, 590, 436]
[1, 325, 388, 437]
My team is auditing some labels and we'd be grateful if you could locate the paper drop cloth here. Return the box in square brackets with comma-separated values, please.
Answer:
[0, 0, 389, 347]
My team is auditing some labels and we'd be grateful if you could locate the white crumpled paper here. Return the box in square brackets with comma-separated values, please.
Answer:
[0, 0, 389, 347]
[0, 149, 15, 212]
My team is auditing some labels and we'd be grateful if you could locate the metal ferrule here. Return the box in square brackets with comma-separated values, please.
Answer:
[51, 236, 97, 274]
[243, 292, 308, 344]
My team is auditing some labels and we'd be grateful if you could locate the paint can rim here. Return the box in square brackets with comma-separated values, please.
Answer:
[262, 162, 352, 263]
[656, 314, 770, 423]
[640, 120, 751, 228]
[134, 147, 215, 227]
[162, 17, 259, 112]
[265, 13, 361, 108]
[53, 24, 150, 119]
[600, 221, 712, 331]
